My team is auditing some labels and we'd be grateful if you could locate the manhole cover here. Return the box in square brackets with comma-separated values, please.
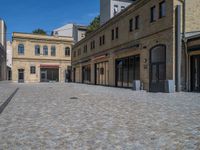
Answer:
[70, 97, 78, 99]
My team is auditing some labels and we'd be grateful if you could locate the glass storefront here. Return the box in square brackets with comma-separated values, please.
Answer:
[40, 68, 59, 82]
[116, 55, 140, 88]
[95, 61, 109, 85]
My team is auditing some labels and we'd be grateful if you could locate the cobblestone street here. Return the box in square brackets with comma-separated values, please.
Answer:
[0, 82, 200, 149]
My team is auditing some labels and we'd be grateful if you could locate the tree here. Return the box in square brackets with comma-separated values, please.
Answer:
[32, 29, 47, 35]
[86, 15, 100, 35]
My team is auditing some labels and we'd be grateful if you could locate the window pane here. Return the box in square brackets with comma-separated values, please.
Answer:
[151, 45, 165, 63]
[159, 64, 165, 80]
[18, 44, 24, 55]
[152, 65, 157, 83]
[160, 1, 166, 18]
[43, 46, 48, 55]
[51, 46, 56, 56]
[35, 45, 40, 55]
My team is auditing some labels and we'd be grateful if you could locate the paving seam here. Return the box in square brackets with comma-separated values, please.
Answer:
[0, 88, 19, 114]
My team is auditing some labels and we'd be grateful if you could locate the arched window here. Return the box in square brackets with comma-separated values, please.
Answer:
[150, 45, 166, 92]
[65, 47, 70, 56]
[51, 46, 56, 56]
[151, 45, 166, 63]
[43, 46, 48, 56]
[35, 45, 40, 55]
[18, 44, 24, 55]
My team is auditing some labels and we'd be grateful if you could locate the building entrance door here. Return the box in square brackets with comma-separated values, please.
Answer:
[191, 55, 200, 92]
[40, 71, 47, 82]
[18, 69, 24, 83]
[150, 45, 166, 92]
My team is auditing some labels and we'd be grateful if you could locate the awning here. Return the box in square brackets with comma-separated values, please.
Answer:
[40, 64, 59, 68]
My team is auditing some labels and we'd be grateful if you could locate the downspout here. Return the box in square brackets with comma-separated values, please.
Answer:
[175, 5, 182, 92]
[181, 0, 189, 91]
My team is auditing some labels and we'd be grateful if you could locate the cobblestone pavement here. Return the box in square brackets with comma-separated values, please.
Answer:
[0, 81, 18, 106]
[0, 83, 200, 150]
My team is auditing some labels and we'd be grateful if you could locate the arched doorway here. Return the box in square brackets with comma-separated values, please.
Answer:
[149, 45, 166, 92]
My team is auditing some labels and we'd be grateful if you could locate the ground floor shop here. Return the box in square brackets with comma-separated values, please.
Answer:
[72, 43, 171, 92]
[12, 59, 71, 83]
[73, 46, 200, 92]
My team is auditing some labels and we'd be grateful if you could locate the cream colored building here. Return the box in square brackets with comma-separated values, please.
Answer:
[12, 33, 73, 83]
[72, 0, 200, 92]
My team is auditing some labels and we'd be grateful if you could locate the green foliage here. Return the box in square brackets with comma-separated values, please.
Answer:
[87, 15, 100, 35]
[32, 29, 47, 35]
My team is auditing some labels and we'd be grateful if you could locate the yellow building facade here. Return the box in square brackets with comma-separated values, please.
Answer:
[12, 33, 73, 83]
[72, 0, 200, 92]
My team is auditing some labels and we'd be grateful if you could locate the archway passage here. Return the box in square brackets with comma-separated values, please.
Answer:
[149, 45, 166, 92]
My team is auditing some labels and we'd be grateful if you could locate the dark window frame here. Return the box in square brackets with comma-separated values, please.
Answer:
[135, 16, 139, 30]
[18, 44, 25, 55]
[65, 47, 70, 56]
[30, 66, 36, 74]
[112, 29, 115, 40]
[83, 45, 88, 53]
[102, 35, 105, 45]
[159, 0, 166, 18]
[43, 46, 48, 56]
[51, 46, 56, 56]
[116, 27, 119, 39]
[35, 45, 40, 56]
[150, 5, 156, 22]
[129, 18, 133, 32]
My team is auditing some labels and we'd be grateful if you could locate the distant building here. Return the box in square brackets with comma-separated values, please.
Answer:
[52, 24, 87, 43]
[100, 0, 135, 25]
[12, 33, 73, 83]
[0, 19, 7, 81]
[7, 41, 12, 80]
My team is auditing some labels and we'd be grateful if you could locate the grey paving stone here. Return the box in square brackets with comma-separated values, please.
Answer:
[0, 83, 199, 149]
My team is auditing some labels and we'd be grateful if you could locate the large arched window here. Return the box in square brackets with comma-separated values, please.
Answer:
[51, 46, 56, 56]
[35, 45, 40, 55]
[18, 44, 24, 55]
[150, 44, 166, 92]
[151, 45, 166, 63]
[43, 46, 48, 56]
[65, 47, 70, 56]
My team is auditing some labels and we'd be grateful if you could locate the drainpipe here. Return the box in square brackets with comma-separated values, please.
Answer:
[175, 5, 182, 92]
[180, 0, 188, 91]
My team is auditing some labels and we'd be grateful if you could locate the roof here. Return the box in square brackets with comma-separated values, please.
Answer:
[185, 31, 200, 40]
[12, 32, 73, 42]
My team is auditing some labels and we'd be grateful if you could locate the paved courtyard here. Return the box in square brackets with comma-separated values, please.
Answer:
[0, 82, 200, 149]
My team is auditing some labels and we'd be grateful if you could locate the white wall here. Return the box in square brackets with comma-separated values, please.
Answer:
[53, 24, 74, 37]
[7, 41, 12, 68]
[100, 0, 134, 25]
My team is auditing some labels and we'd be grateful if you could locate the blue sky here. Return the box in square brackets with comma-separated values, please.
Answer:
[0, 0, 99, 40]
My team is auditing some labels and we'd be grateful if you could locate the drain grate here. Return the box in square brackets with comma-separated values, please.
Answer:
[70, 97, 78, 100]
